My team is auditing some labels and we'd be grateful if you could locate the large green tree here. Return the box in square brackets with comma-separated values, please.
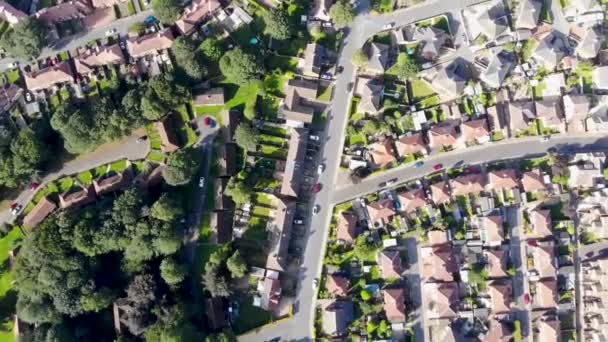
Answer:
[172, 36, 207, 83]
[263, 7, 292, 40]
[141, 76, 191, 121]
[219, 48, 265, 84]
[0, 129, 47, 188]
[226, 251, 247, 278]
[159, 257, 187, 286]
[151, 193, 184, 222]
[329, 0, 354, 28]
[0, 18, 46, 59]
[234, 123, 258, 152]
[151, 0, 181, 24]
[394, 53, 418, 82]
[224, 178, 252, 205]
[162, 148, 200, 186]
[199, 38, 224, 62]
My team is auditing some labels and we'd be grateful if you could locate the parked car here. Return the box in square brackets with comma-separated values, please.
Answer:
[320, 73, 332, 80]
[542, 135, 551, 142]
[313, 204, 320, 215]
[309, 135, 320, 142]
[312, 278, 319, 289]
[119, 41, 126, 49]
[105, 28, 117, 36]
[414, 161, 424, 168]
[9, 203, 22, 216]
[313, 183, 322, 193]
[433, 164, 443, 171]
[317, 164, 325, 174]
[204, 117, 216, 127]
[385, 178, 397, 187]
[294, 218, 304, 225]
[322, 21, 332, 27]
[136, 136, 148, 143]
[336, 66, 344, 74]
[9, 61, 18, 69]
[30, 182, 39, 190]
[198, 177, 205, 188]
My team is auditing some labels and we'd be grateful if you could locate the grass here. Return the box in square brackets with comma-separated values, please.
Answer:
[109, 159, 127, 172]
[4, 69, 19, 84]
[76, 171, 94, 185]
[348, 133, 367, 146]
[147, 151, 165, 163]
[58, 51, 70, 61]
[127, 0, 136, 15]
[58, 177, 74, 192]
[133, 161, 145, 174]
[259, 144, 287, 159]
[371, 0, 395, 13]
[410, 79, 435, 102]
[260, 125, 288, 138]
[176, 107, 198, 147]
[0, 227, 24, 339]
[317, 84, 333, 102]
[253, 193, 273, 206]
[233, 296, 273, 334]
[252, 206, 272, 218]
[259, 134, 285, 147]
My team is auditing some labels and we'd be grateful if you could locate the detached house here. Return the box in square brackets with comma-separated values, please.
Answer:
[536, 99, 565, 132]
[398, 25, 447, 61]
[383, 288, 406, 323]
[487, 169, 519, 192]
[532, 278, 558, 310]
[484, 248, 509, 278]
[486, 280, 513, 314]
[420, 61, 467, 102]
[463, 0, 509, 42]
[428, 120, 463, 150]
[477, 215, 504, 247]
[25, 62, 74, 92]
[462, 119, 490, 145]
[528, 243, 557, 278]
[573, 26, 604, 59]
[0, 1, 25, 26]
[93, 167, 133, 196]
[423, 282, 460, 319]
[59, 185, 96, 210]
[367, 139, 396, 168]
[563, 94, 590, 132]
[430, 181, 451, 205]
[318, 300, 354, 337]
[528, 209, 553, 239]
[397, 188, 427, 214]
[450, 173, 486, 197]
[478, 50, 515, 89]
[420, 245, 458, 282]
[326, 274, 350, 297]
[365, 42, 390, 74]
[367, 199, 395, 227]
[521, 168, 547, 193]
[395, 133, 428, 157]
[377, 250, 402, 279]
[532, 31, 570, 70]
[255, 277, 281, 312]
[355, 76, 384, 115]
[336, 212, 358, 244]
[514, 0, 541, 30]
[506, 100, 536, 136]
[23, 197, 56, 229]
[154, 115, 180, 153]
[301, 43, 325, 78]
[280, 78, 320, 127]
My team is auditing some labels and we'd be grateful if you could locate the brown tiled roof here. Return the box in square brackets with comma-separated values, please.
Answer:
[488, 169, 519, 190]
[535, 99, 564, 128]
[367, 199, 395, 225]
[485, 320, 512, 342]
[25, 62, 73, 92]
[430, 181, 451, 204]
[193, 87, 224, 106]
[368, 139, 396, 168]
[429, 120, 460, 148]
[488, 280, 512, 314]
[336, 212, 358, 243]
[450, 173, 486, 196]
[423, 282, 459, 319]
[154, 115, 179, 153]
[93, 167, 133, 195]
[420, 245, 457, 282]
[82, 7, 115, 29]
[462, 119, 489, 142]
[91, 0, 123, 8]
[484, 248, 509, 278]
[427, 230, 448, 246]
[383, 288, 406, 323]
[397, 188, 426, 213]
[59, 185, 96, 209]
[35, 0, 92, 25]
[175, 0, 220, 35]
[395, 133, 427, 156]
[533, 278, 558, 309]
[75, 44, 124, 75]
[23, 196, 56, 229]
[377, 250, 402, 279]
[529, 209, 552, 239]
[326, 274, 350, 297]
[127, 29, 174, 58]
[521, 168, 546, 192]
[530, 244, 556, 278]
[258, 277, 281, 311]
[482, 216, 504, 244]
[536, 319, 559, 341]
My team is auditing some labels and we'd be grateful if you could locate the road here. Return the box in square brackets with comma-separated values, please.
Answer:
[0, 9, 153, 71]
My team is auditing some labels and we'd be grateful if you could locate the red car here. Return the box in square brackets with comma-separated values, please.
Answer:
[30, 182, 39, 190]
[523, 294, 530, 304]
[313, 183, 322, 193]
[204, 117, 216, 128]
[9, 203, 18, 209]
[433, 164, 443, 171]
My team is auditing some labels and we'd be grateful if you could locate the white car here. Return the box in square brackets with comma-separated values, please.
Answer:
[312, 204, 320, 215]
[542, 135, 551, 142]
[10, 204, 22, 216]
[9, 61, 18, 69]
[312, 278, 319, 289]
[383, 22, 395, 30]
[309, 135, 320, 142]
[198, 177, 205, 188]
[317, 164, 325, 174]
[105, 28, 117, 36]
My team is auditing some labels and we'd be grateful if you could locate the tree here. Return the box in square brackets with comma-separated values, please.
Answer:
[172, 36, 207, 83]
[141, 76, 191, 121]
[360, 289, 371, 301]
[80, 287, 115, 312]
[224, 178, 252, 205]
[0, 18, 46, 59]
[234, 123, 258, 152]
[219, 48, 265, 84]
[162, 148, 200, 185]
[352, 48, 368, 69]
[263, 7, 291, 40]
[127, 274, 158, 305]
[377, 320, 391, 338]
[202, 262, 232, 297]
[394, 53, 418, 82]
[329, 0, 354, 28]
[199, 38, 224, 62]
[226, 251, 247, 278]
[151, 0, 181, 24]
[352, 235, 376, 261]
[360, 120, 378, 136]
[151, 193, 184, 222]
[160, 257, 187, 286]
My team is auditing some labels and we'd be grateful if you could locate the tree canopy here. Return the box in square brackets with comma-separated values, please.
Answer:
[151, 193, 184, 222]
[0, 18, 46, 59]
[0, 129, 47, 188]
[172, 36, 207, 84]
[224, 178, 252, 205]
[159, 257, 187, 286]
[199, 38, 224, 62]
[162, 148, 201, 186]
[219, 48, 265, 84]
[394, 53, 419, 82]
[234, 123, 258, 152]
[329, 0, 354, 28]
[263, 7, 292, 40]
[226, 250, 247, 278]
[141, 75, 191, 121]
[151, 0, 181, 24]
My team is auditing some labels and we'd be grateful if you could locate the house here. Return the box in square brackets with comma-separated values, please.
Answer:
[428, 230, 449, 246]
[311, 0, 331, 21]
[367, 139, 396, 168]
[377, 250, 402, 279]
[74, 45, 124, 76]
[514, 0, 542, 29]
[395, 133, 428, 157]
[280, 128, 308, 198]
[462, 119, 490, 144]
[484, 320, 512, 342]
[581, 257, 608, 339]
[367, 199, 395, 227]
[175, 0, 220, 35]
[477, 215, 504, 247]
[24, 62, 74, 92]
[532, 278, 558, 310]
[529, 209, 553, 239]
[336, 212, 358, 243]
[521, 168, 546, 193]
[397, 188, 427, 214]
[0, 1, 25, 25]
[430, 182, 451, 204]
[428, 120, 463, 150]
[484, 248, 509, 278]
[563, 94, 590, 132]
[449, 173, 486, 197]
[355, 77, 384, 115]
[506, 100, 536, 135]
[420, 245, 458, 282]
[528, 243, 557, 278]
[154, 115, 180, 153]
[366, 42, 390, 74]
[0, 83, 23, 114]
[535, 99, 565, 133]
[487, 169, 519, 191]
[255, 277, 281, 311]
[419, 61, 467, 102]
[592, 66, 608, 90]
[82, 7, 116, 30]
[464, 0, 509, 41]
[58, 185, 96, 209]
[383, 288, 406, 323]
[93, 167, 133, 195]
[318, 299, 354, 337]
[266, 199, 295, 272]
[217, 5, 252, 31]
[532, 31, 569, 70]
[326, 274, 350, 297]
[35, 0, 93, 26]
[574, 27, 604, 59]
[193, 88, 224, 106]
[401, 25, 447, 60]
[486, 280, 512, 314]
[535, 319, 560, 341]
[301, 43, 325, 78]
[428, 319, 456, 342]
[127, 29, 175, 59]
[568, 152, 606, 189]
[280, 78, 320, 127]
[423, 282, 459, 319]
[478, 50, 515, 89]
[539, 73, 565, 98]
[23, 197, 56, 229]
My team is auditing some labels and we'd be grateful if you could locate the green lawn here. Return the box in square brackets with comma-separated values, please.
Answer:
[317, 84, 333, 102]
[263, 71, 293, 97]
[259, 144, 287, 159]
[0, 227, 22, 341]
[77, 170, 94, 185]
[260, 125, 289, 138]
[348, 133, 367, 146]
[253, 193, 273, 207]
[147, 151, 165, 163]
[133, 161, 145, 175]
[109, 159, 128, 172]
[410, 79, 435, 101]
[33, 182, 59, 203]
[58, 51, 70, 61]
[233, 296, 272, 334]
[127, 0, 136, 15]
[146, 123, 162, 150]
[176, 107, 198, 146]
[259, 134, 285, 147]
[252, 206, 272, 218]
[58, 177, 74, 192]
[4, 70, 19, 84]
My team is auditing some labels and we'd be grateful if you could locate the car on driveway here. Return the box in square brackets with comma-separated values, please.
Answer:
[9, 203, 22, 216]
[433, 164, 443, 171]
[317, 164, 325, 174]
[198, 177, 205, 188]
[309, 135, 320, 142]
[320, 73, 332, 80]
[294, 218, 304, 225]
[204, 117, 216, 128]
[105, 28, 116, 36]
[414, 161, 424, 168]
[312, 204, 320, 215]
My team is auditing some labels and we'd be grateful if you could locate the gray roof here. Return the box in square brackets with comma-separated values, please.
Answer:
[266, 198, 296, 272]
[424, 61, 467, 98]
[576, 27, 604, 59]
[356, 78, 384, 114]
[533, 31, 569, 69]
[319, 299, 354, 336]
[515, 0, 541, 29]
[573, 0, 600, 13]
[367, 42, 390, 73]
[407, 26, 446, 60]
[476, 10, 508, 40]
[479, 50, 516, 89]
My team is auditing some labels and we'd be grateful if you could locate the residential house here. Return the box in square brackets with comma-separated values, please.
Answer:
[127, 29, 175, 59]
[535, 319, 560, 341]
[563, 94, 590, 133]
[154, 115, 180, 153]
[532, 31, 570, 70]
[587, 104, 608, 131]
[355, 76, 383, 115]
[577, 189, 608, 239]
[336, 212, 358, 243]
[528, 209, 553, 239]
[22, 197, 56, 229]
[528, 243, 557, 279]
[383, 288, 406, 323]
[592, 66, 608, 90]
[318, 299, 354, 337]
[487, 169, 519, 192]
[463, 0, 509, 42]
[478, 50, 515, 89]
[58, 185, 96, 209]
[423, 282, 459, 319]
[266, 199, 296, 272]
[485, 280, 512, 314]
[462, 118, 490, 144]
[532, 278, 558, 310]
[0, 1, 25, 25]
[428, 230, 449, 246]
[280, 78, 321, 127]
[430, 181, 451, 204]
[24, 62, 74, 92]
[74, 44, 125, 76]
[521, 168, 547, 193]
[399, 25, 447, 61]
[573, 26, 604, 59]
[568, 152, 606, 189]
[255, 277, 281, 311]
[506, 100, 536, 136]
[514, 0, 542, 30]
[581, 256, 608, 340]
[35, 0, 93, 26]
[428, 120, 463, 150]
[280, 128, 308, 198]
[394, 133, 428, 157]
[82, 6, 115, 30]
[477, 215, 504, 247]
[367, 138, 396, 168]
[301, 43, 325, 78]
[563, 0, 603, 24]
[175, 0, 220, 35]
[217, 5, 252, 31]
[397, 188, 427, 214]
[535, 98, 565, 133]
[90, 0, 124, 8]
[93, 167, 133, 196]
[450, 173, 486, 197]
[365, 42, 390, 74]
[193, 87, 224, 106]
[367, 198, 395, 227]
[420, 245, 458, 282]
[484, 248, 509, 278]
[377, 250, 402, 279]
[326, 274, 350, 297]
[484, 320, 513, 342]
[428, 319, 457, 342]
[419, 61, 467, 102]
